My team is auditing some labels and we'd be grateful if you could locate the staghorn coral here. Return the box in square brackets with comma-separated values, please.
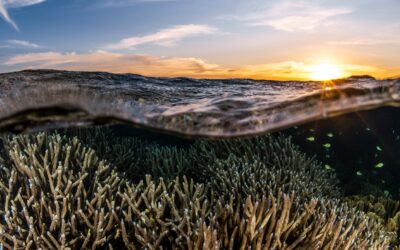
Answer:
[205, 156, 338, 207]
[192, 136, 390, 249]
[63, 127, 196, 182]
[196, 135, 341, 200]
[0, 129, 392, 249]
[68, 129, 341, 198]
[141, 145, 195, 181]
[61, 127, 144, 178]
[116, 180, 390, 249]
[345, 195, 400, 246]
[204, 193, 389, 250]
[111, 176, 391, 250]
[118, 176, 210, 249]
[0, 131, 211, 249]
[345, 195, 400, 222]
[0, 132, 124, 249]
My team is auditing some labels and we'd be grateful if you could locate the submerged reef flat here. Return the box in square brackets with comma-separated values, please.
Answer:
[345, 195, 400, 242]
[0, 127, 394, 249]
[0, 70, 399, 137]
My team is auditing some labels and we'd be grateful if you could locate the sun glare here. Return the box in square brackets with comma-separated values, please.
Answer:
[309, 62, 343, 81]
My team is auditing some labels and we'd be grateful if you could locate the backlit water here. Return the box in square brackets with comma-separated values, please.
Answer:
[0, 69, 399, 249]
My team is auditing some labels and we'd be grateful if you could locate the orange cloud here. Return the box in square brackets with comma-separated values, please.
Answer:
[4, 50, 396, 80]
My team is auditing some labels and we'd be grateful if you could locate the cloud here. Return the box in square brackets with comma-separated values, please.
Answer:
[0, 0, 18, 30]
[6, 39, 40, 48]
[105, 24, 217, 50]
[329, 39, 400, 46]
[98, 0, 176, 7]
[242, 1, 352, 32]
[3, 51, 223, 77]
[328, 24, 400, 46]
[0, 0, 46, 31]
[3, 50, 392, 80]
[3, 0, 45, 7]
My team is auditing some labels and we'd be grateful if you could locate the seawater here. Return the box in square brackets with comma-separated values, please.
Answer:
[0, 70, 399, 249]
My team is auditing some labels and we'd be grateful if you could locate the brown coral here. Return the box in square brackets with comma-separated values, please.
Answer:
[118, 176, 210, 249]
[0, 133, 124, 249]
[64, 127, 196, 182]
[0, 130, 393, 249]
[206, 193, 388, 249]
[345, 195, 400, 246]
[196, 135, 341, 201]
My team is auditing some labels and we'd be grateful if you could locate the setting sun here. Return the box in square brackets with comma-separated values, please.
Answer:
[309, 63, 343, 81]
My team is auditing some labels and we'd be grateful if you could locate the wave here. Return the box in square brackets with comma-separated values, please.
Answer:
[0, 69, 399, 137]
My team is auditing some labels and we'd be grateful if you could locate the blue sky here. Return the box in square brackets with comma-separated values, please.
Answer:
[0, 0, 399, 79]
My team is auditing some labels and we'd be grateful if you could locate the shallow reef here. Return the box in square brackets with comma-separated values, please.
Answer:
[0, 127, 396, 249]
[345, 195, 400, 246]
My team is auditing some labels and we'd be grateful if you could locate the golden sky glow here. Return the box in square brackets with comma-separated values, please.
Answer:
[3, 51, 396, 81]
[308, 62, 343, 81]
[1, 1, 399, 80]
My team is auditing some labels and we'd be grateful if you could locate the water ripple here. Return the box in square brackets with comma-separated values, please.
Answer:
[0, 70, 398, 137]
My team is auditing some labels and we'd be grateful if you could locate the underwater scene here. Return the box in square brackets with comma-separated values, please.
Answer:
[1, 1, 400, 249]
[0, 70, 399, 249]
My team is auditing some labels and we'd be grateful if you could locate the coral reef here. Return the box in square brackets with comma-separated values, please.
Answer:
[118, 181, 389, 249]
[0, 128, 392, 249]
[193, 136, 388, 249]
[0, 133, 124, 249]
[345, 195, 400, 246]
[118, 176, 210, 249]
[63, 127, 196, 182]
[207, 193, 388, 249]
[195, 136, 341, 200]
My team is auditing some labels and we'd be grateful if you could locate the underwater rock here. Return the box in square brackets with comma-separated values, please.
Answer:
[0, 69, 399, 137]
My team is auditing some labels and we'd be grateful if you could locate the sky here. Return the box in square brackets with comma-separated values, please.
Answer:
[0, 0, 399, 80]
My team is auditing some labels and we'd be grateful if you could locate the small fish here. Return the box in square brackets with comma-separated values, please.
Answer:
[366, 128, 371, 132]
[324, 164, 332, 170]
[323, 143, 331, 149]
[327, 133, 334, 138]
[376, 146, 382, 152]
[306, 137, 315, 142]
[384, 190, 390, 197]
[356, 171, 363, 176]
[375, 162, 384, 169]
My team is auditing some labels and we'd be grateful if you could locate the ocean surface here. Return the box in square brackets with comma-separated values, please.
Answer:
[0, 69, 400, 249]
[0, 69, 399, 136]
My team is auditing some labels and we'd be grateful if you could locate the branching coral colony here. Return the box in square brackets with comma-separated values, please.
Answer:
[0, 128, 393, 249]
[0, 133, 124, 249]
